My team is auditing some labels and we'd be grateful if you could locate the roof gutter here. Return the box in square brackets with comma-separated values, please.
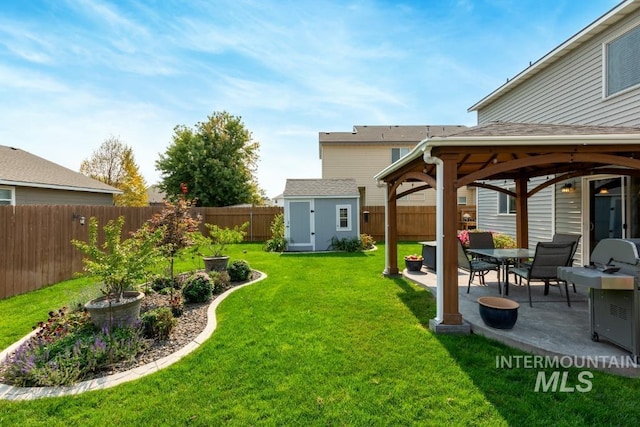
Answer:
[0, 180, 123, 194]
[427, 133, 640, 146]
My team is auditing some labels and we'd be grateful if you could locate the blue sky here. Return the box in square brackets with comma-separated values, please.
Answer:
[0, 0, 620, 198]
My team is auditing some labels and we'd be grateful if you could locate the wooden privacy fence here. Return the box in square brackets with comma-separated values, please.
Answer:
[360, 205, 476, 243]
[0, 204, 475, 299]
[0, 205, 283, 299]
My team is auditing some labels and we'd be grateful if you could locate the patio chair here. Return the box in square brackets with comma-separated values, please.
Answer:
[469, 231, 514, 282]
[552, 233, 581, 292]
[510, 241, 575, 307]
[458, 239, 500, 293]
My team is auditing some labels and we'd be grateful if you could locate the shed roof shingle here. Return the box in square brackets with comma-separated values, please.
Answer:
[284, 179, 359, 197]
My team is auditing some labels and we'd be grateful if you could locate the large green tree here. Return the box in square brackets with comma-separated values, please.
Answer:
[80, 136, 148, 206]
[156, 111, 263, 206]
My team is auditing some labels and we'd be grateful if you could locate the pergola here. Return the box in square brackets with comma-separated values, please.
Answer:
[374, 121, 640, 330]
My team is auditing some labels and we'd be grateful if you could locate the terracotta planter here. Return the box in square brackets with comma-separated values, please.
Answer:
[85, 291, 145, 329]
[477, 296, 519, 329]
[404, 259, 424, 272]
[203, 256, 230, 272]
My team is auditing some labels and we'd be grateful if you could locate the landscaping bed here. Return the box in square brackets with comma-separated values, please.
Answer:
[0, 270, 261, 387]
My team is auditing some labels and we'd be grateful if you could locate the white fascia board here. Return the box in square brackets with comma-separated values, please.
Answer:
[284, 194, 359, 200]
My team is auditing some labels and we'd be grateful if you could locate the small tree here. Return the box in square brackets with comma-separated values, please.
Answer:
[263, 213, 286, 252]
[80, 136, 148, 206]
[194, 222, 248, 257]
[147, 199, 201, 283]
[71, 216, 163, 302]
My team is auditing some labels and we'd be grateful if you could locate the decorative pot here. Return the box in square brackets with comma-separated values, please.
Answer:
[404, 259, 424, 272]
[477, 296, 519, 329]
[85, 291, 145, 329]
[203, 256, 230, 272]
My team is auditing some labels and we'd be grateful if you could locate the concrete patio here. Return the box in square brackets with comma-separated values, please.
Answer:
[403, 267, 640, 377]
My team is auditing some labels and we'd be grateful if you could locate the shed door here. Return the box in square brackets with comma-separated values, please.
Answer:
[286, 200, 315, 250]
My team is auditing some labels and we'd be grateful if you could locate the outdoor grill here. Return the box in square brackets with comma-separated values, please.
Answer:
[558, 238, 640, 359]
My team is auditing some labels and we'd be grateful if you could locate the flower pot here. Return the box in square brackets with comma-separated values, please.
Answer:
[477, 296, 519, 329]
[85, 291, 145, 329]
[404, 259, 424, 272]
[203, 256, 230, 272]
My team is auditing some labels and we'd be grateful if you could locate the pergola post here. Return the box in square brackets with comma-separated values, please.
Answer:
[515, 175, 529, 248]
[441, 153, 462, 325]
[385, 182, 399, 275]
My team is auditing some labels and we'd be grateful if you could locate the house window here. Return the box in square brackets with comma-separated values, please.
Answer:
[0, 187, 14, 205]
[336, 204, 351, 231]
[391, 147, 410, 163]
[458, 196, 467, 205]
[498, 188, 516, 214]
[605, 24, 640, 97]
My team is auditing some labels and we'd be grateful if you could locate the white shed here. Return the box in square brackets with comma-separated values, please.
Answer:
[283, 178, 360, 252]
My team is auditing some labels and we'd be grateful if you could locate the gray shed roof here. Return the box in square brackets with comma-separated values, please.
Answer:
[283, 179, 359, 198]
[0, 145, 121, 194]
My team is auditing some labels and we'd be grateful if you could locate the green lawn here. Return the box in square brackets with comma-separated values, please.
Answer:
[1, 243, 639, 426]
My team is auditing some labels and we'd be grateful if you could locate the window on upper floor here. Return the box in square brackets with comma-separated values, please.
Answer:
[498, 187, 516, 215]
[0, 186, 15, 205]
[391, 147, 410, 163]
[605, 24, 640, 97]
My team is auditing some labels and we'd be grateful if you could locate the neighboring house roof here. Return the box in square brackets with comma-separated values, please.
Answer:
[320, 125, 467, 143]
[318, 125, 468, 157]
[468, 0, 640, 112]
[146, 185, 166, 204]
[0, 145, 121, 194]
[284, 179, 359, 198]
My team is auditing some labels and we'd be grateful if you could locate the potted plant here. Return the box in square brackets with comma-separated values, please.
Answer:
[71, 216, 164, 329]
[404, 254, 424, 272]
[192, 222, 248, 272]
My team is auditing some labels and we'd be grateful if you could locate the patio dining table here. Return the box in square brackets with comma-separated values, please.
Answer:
[467, 248, 536, 296]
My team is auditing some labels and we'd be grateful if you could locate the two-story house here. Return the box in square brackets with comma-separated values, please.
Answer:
[373, 0, 640, 330]
[468, 0, 640, 261]
[319, 125, 475, 207]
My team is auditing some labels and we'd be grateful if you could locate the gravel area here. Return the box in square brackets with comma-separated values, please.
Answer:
[101, 270, 262, 377]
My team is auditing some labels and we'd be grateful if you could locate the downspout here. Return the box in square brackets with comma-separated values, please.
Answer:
[424, 146, 444, 324]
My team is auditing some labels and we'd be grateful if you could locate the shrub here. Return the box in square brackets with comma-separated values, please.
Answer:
[263, 213, 287, 252]
[182, 272, 213, 303]
[1, 320, 147, 387]
[151, 275, 174, 292]
[141, 307, 177, 340]
[330, 236, 362, 252]
[228, 260, 252, 282]
[359, 234, 376, 250]
[209, 270, 231, 294]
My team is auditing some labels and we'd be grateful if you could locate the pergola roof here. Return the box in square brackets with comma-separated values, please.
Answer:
[375, 121, 640, 189]
[374, 121, 640, 327]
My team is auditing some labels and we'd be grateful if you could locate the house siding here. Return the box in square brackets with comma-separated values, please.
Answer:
[16, 187, 114, 205]
[476, 177, 553, 247]
[321, 144, 475, 206]
[554, 181, 584, 265]
[478, 11, 640, 127]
